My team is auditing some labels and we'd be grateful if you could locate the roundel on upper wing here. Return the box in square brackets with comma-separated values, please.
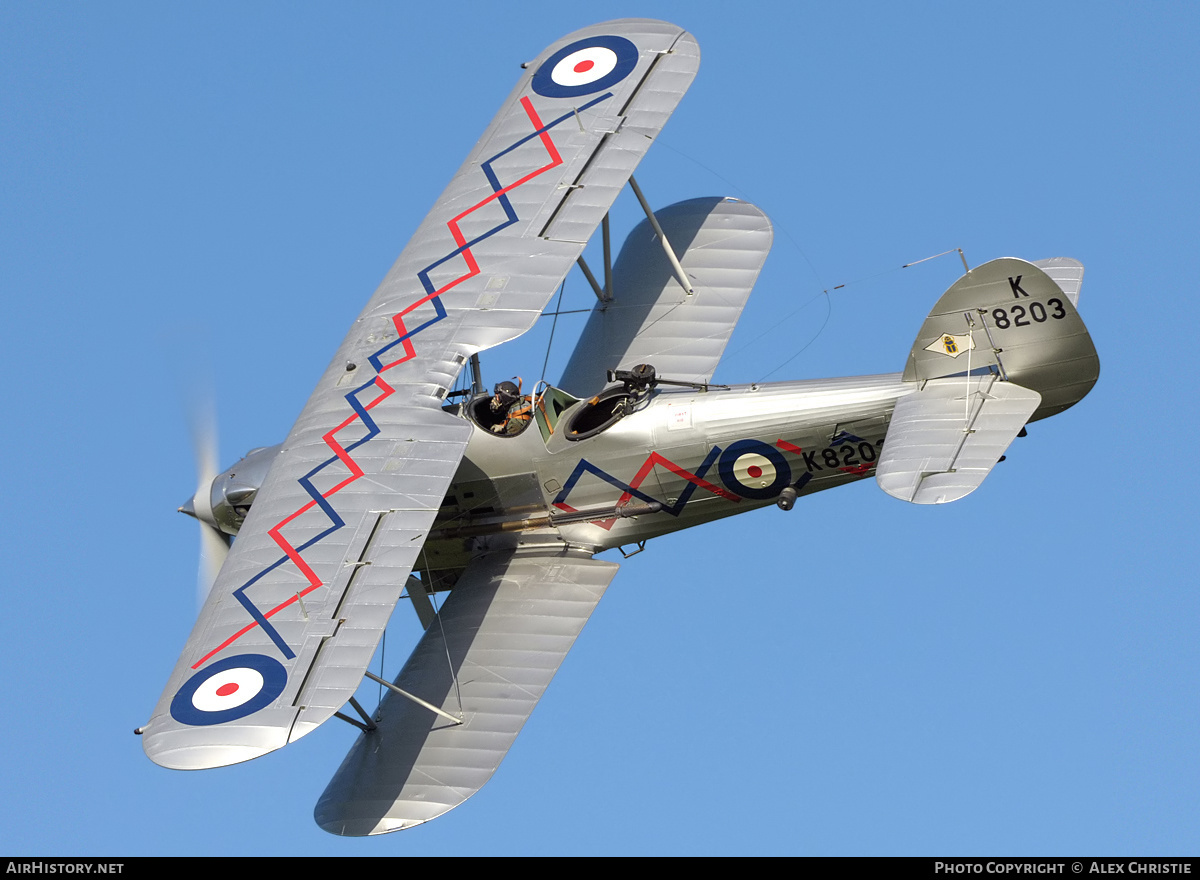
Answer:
[531, 35, 639, 98]
[718, 440, 792, 500]
[170, 654, 287, 727]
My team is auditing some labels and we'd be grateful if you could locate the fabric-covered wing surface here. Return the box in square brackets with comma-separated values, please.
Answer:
[558, 197, 772, 395]
[143, 19, 698, 771]
[314, 550, 619, 836]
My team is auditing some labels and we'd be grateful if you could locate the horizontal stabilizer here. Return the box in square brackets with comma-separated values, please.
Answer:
[876, 376, 1041, 504]
[1032, 257, 1083, 306]
[314, 550, 619, 836]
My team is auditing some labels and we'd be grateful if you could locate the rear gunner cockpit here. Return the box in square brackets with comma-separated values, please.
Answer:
[560, 386, 638, 440]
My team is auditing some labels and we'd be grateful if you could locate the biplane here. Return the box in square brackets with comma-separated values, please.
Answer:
[140, 19, 1099, 836]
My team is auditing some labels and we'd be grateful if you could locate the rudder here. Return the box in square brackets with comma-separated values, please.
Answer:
[903, 258, 1099, 421]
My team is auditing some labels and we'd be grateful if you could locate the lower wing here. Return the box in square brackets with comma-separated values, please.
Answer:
[315, 549, 619, 836]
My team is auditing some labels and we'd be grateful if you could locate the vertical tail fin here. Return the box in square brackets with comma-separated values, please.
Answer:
[879, 258, 1100, 504]
[902, 257, 1099, 420]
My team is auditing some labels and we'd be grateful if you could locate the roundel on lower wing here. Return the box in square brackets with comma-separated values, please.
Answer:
[718, 440, 792, 500]
[531, 35, 639, 98]
[170, 654, 288, 727]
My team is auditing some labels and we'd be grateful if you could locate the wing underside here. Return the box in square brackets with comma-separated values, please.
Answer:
[314, 550, 620, 836]
[143, 19, 697, 771]
[558, 197, 772, 395]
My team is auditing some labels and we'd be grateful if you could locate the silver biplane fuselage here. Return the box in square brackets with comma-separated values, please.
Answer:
[424, 374, 906, 573]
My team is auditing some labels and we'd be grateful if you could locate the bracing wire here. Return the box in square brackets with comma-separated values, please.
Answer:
[420, 551, 464, 720]
[539, 278, 567, 384]
[433, 587, 464, 720]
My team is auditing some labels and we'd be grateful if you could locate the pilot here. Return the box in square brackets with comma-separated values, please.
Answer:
[489, 379, 532, 435]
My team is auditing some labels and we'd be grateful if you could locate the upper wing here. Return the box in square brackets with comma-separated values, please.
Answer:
[314, 549, 619, 836]
[142, 19, 698, 771]
[558, 197, 772, 395]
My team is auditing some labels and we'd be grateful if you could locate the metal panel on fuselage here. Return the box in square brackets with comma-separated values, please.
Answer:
[546, 376, 910, 551]
[424, 375, 912, 566]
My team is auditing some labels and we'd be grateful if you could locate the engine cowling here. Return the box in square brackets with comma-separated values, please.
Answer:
[180, 444, 281, 536]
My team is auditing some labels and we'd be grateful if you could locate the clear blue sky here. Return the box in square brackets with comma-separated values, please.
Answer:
[2, 0, 1197, 856]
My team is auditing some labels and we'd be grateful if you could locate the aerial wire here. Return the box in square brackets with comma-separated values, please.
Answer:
[653, 136, 840, 382]
[755, 294, 834, 381]
[654, 137, 827, 287]
[649, 138, 973, 383]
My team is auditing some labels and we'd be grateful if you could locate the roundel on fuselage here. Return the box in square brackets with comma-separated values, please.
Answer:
[718, 439, 791, 500]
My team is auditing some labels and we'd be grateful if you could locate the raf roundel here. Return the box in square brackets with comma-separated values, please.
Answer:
[170, 654, 288, 727]
[531, 35, 639, 99]
[718, 439, 792, 500]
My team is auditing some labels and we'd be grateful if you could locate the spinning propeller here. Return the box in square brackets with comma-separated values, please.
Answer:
[179, 398, 230, 609]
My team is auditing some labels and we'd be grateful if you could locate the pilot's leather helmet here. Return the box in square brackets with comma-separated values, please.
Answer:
[491, 380, 520, 409]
